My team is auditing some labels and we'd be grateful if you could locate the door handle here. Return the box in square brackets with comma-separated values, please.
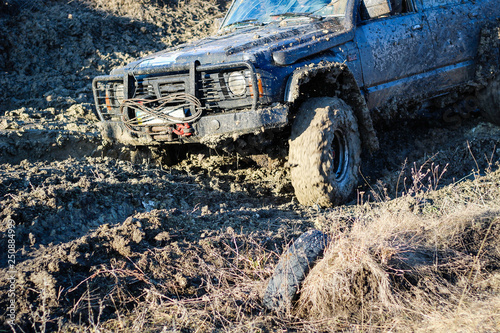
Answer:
[412, 24, 423, 31]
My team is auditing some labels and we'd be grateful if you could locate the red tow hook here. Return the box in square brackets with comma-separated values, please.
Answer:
[172, 123, 193, 137]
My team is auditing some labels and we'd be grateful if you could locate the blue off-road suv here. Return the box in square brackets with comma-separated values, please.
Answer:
[93, 0, 500, 207]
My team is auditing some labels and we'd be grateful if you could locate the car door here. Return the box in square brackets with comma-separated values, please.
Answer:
[423, 0, 480, 90]
[424, 0, 500, 90]
[355, 0, 437, 109]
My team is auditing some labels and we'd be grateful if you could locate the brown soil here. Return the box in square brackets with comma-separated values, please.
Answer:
[0, 1, 499, 332]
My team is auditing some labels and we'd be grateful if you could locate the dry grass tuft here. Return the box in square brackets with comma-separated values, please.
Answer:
[296, 233, 395, 322]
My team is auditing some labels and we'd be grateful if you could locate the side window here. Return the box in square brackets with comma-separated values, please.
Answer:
[360, 0, 417, 21]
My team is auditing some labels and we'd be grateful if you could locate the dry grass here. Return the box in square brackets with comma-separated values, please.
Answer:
[297, 169, 500, 332]
[6, 162, 497, 332]
[55, 229, 283, 332]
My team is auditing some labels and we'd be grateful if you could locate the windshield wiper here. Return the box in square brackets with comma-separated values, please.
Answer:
[222, 19, 263, 31]
[271, 12, 323, 21]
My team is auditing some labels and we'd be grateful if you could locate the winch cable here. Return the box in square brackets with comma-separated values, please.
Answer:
[120, 93, 203, 134]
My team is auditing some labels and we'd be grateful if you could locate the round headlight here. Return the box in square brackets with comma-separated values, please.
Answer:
[227, 71, 247, 96]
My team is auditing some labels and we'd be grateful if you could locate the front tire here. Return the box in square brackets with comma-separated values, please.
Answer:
[289, 97, 361, 207]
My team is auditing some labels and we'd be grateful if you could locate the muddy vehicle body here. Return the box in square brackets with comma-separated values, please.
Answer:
[93, 0, 500, 207]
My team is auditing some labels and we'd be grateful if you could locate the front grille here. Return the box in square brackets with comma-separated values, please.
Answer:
[139, 75, 188, 99]
[133, 81, 153, 98]
[200, 74, 221, 106]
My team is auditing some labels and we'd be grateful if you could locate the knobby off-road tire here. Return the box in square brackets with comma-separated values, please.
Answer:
[477, 76, 500, 126]
[262, 229, 329, 311]
[289, 97, 362, 207]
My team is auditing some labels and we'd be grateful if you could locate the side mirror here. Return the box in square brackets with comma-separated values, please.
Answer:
[209, 17, 224, 35]
[362, 0, 392, 19]
[214, 18, 224, 31]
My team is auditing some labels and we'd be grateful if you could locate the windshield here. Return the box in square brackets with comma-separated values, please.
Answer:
[221, 0, 348, 31]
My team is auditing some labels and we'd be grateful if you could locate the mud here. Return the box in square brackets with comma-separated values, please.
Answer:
[288, 61, 379, 152]
[0, 0, 499, 331]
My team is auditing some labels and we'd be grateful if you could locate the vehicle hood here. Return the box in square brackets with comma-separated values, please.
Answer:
[114, 18, 352, 74]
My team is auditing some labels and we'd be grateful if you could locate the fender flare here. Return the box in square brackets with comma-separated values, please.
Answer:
[285, 61, 379, 152]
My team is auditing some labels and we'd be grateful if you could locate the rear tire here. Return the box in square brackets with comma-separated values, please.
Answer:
[289, 97, 361, 207]
[477, 77, 500, 126]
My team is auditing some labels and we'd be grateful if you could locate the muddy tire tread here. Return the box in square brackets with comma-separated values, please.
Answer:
[289, 97, 361, 207]
[262, 230, 329, 311]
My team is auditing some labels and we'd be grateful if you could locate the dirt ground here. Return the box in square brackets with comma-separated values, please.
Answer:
[0, 0, 499, 332]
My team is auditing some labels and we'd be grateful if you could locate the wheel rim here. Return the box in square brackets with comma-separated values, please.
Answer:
[331, 130, 349, 182]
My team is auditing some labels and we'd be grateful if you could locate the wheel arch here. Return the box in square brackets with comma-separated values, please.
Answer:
[285, 62, 379, 152]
